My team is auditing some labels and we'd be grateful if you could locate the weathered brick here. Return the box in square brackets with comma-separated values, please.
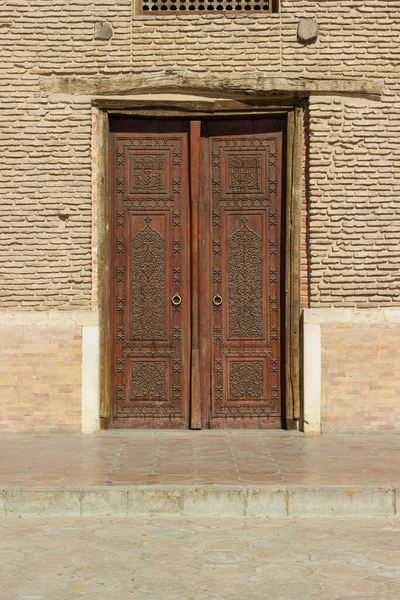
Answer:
[0, 1, 399, 307]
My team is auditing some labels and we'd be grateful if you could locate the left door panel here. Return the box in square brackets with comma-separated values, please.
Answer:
[110, 120, 191, 428]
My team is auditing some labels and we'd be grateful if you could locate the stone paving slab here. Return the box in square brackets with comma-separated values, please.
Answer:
[1, 432, 399, 517]
[1, 485, 398, 517]
[1, 515, 400, 599]
[1, 431, 400, 486]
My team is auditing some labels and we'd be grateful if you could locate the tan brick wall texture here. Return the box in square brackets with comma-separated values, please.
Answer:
[1, 1, 399, 308]
[0, 326, 82, 432]
[301, 107, 310, 308]
[321, 323, 400, 433]
[1, 1, 400, 430]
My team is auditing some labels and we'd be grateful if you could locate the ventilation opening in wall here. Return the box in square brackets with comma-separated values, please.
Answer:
[139, 0, 278, 13]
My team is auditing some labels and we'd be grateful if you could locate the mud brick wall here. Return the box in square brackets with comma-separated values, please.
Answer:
[321, 323, 400, 432]
[0, 1, 399, 308]
[301, 107, 310, 308]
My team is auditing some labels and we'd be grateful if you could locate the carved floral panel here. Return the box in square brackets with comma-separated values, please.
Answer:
[230, 362, 263, 398]
[228, 217, 263, 339]
[130, 361, 166, 400]
[131, 216, 166, 339]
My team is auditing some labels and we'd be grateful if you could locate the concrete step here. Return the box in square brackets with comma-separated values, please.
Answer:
[1, 485, 398, 517]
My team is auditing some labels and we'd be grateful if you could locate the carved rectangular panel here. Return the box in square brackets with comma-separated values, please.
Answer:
[129, 359, 169, 401]
[110, 122, 191, 428]
[205, 121, 283, 429]
[128, 150, 172, 196]
[222, 152, 267, 196]
[225, 212, 266, 340]
[227, 357, 270, 401]
[128, 212, 170, 341]
[230, 361, 263, 398]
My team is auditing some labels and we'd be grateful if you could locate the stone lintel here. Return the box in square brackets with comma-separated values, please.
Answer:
[0, 310, 99, 328]
[91, 98, 294, 113]
[39, 73, 383, 100]
[303, 307, 400, 325]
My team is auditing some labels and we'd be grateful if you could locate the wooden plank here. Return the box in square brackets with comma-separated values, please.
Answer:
[198, 130, 212, 428]
[285, 111, 295, 425]
[98, 109, 111, 428]
[190, 121, 202, 429]
[291, 105, 303, 422]
[285, 107, 303, 428]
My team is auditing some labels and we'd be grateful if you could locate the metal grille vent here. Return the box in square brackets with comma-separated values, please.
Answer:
[142, 0, 271, 12]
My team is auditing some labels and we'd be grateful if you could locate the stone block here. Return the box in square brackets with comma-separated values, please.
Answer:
[6, 488, 81, 516]
[384, 308, 400, 323]
[297, 18, 319, 44]
[183, 487, 245, 516]
[128, 487, 183, 515]
[0, 324, 82, 433]
[288, 486, 395, 516]
[396, 489, 400, 515]
[321, 323, 400, 432]
[94, 22, 113, 41]
[246, 487, 287, 516]
[81, 488, 128, 516]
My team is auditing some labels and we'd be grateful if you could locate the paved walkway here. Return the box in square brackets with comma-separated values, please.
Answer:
[1, 431, 400, 486]
[1, 432, 399, 516]
[1, 515, 400, 599]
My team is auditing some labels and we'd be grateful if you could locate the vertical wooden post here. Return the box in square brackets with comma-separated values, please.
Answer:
[190, 121, 202, 429]
[291, 105, 303, 423]
[97, 108, 111, 429]
[285, 107, 303, 429]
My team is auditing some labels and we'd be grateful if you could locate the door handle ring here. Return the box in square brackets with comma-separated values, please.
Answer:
[171, 293, 182, 306]
[212, 294, 223, 307]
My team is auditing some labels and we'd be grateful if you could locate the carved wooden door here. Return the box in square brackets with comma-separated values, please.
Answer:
[110, 119, 191, 428]
[110, 118, 283, 429]
[199, 120, 283, 429]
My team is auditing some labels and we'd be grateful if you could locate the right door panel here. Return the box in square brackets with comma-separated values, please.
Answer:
[201, 119, 284, 429]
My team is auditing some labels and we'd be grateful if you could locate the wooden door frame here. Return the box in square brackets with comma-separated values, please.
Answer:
[93, 100, 304, 430]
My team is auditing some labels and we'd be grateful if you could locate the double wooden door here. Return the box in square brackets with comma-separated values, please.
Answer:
[110, 117, 284, 429]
